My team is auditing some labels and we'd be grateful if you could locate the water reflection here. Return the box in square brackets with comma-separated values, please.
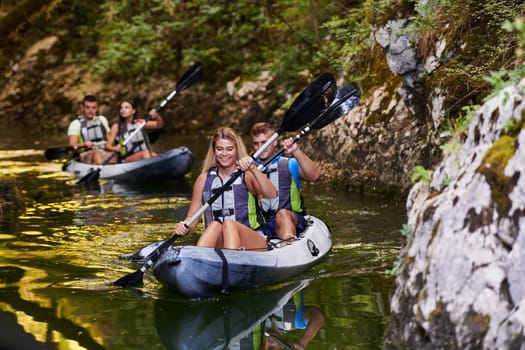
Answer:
[0, 266, 106, 350]
[154, 280, 318, 350]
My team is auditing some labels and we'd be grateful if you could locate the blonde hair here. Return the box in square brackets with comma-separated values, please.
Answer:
[201, 127, 248, 173]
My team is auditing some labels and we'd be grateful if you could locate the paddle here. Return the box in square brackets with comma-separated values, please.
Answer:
[257, 82, 361, 166]
[45, 146, 78, 160]
[44, 141, 106, 160]
[45, 131, 165, 161]
[112, 73, 336, 288]
[75, 62, 204, 185]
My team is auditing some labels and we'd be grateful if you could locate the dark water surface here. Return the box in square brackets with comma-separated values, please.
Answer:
[0, 127, 406, 349]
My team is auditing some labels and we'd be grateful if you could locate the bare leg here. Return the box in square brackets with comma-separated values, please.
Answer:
[92, 150, 104, 165]
[223, 219, 267, 251]
[197, 221, 224, 247]
[275, 209, 298, 240]
[124, 150, 152, 162]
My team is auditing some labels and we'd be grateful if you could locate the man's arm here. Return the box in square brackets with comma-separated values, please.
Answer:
[283, 138, 320, 182]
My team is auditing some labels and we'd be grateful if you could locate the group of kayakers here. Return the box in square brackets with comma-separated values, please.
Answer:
[67, 95, 163, 165]
[70, 94, 319, 249]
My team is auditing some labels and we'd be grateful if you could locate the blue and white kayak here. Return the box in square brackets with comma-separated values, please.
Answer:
[137, 215, 332, 298]
[62, 147, 193, 182]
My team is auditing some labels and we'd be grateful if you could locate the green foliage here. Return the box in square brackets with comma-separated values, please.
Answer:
[439, 104, 477, 153]
[482, 17, 525, 102]
[385, 257, 403, 276]
[441, 177, 453, 186]
[315, 11, 371, 81]
[411, 165, 433, 184]
[56, 0, 366, 83]
[385, 223, 414, 276]
[400, 223, 413, 240]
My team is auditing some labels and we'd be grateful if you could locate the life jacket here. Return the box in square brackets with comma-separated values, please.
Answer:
[202, 167, 265, 230]
[118, 119, 150, 157]
[78, 116, 107, 148]
[261, 157, 305, 215]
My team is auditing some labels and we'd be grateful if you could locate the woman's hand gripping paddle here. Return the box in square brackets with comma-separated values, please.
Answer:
[257, 82, 361, 167]
[75, 62, 204, 185]
[112, 72, 337, 288]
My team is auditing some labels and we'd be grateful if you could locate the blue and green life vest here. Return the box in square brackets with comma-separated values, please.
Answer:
[202, 167, 265, 230]
[261, 157, 305, 215]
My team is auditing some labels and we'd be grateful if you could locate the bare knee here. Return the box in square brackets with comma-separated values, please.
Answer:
[275, 209, 288, 221]
[197, 221, 223, 247]
[222, 220, 238, 239]
[275, 209, 297, 240]
[222, 219, 235, 230]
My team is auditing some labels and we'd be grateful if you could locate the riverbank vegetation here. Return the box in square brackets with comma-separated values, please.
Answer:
[2, 1, 522, 103]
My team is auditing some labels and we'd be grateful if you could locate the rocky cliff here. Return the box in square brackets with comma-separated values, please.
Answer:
[384, 78, 525, 349]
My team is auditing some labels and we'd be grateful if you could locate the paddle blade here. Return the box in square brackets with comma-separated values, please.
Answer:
[310, 82, 361, 130]
[44, 146, 75, 160]
[147, 130, 161, 144]
[279, 72, 337, 133]
[113, 234, 181, 288]
[113, 269, 144, 287]
[175, 61, 204, 93]
[75, 168, 101, 185]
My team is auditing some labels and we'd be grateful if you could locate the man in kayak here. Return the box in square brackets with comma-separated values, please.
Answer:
[67, 95, 114, 164]
[251, 122, 320, 241]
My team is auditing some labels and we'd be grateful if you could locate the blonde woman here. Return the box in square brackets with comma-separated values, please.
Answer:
[175, 127, 277, 250]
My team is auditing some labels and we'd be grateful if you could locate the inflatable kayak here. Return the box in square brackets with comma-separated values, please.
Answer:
[62, 147, 193, 182]
[136, 215, 331, 298]
[154, 279, 310, 350]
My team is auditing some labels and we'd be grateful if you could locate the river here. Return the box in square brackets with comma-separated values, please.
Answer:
[0, 126, 406, 349]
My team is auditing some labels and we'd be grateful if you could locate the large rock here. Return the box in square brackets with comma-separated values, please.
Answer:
[385, 79, 525, 349]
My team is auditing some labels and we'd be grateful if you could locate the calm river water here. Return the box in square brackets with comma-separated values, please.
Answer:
[0, 126, 406, 349]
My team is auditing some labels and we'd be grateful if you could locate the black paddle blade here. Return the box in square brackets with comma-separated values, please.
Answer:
[175, 61, 204, 93]
[75, 168, 101, 185]
[310, 82, 361, 130]
[44, 146, 75, 160]
[113, 269, 144, 287]
[147, 130, 161, 144]
[113, 234, 181, 288]
[280, 72, 337, 133]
